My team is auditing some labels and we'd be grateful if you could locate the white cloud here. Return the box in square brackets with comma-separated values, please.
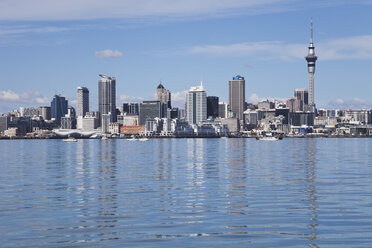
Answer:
[171, 90, 188, 108]
[0, 90, 49, 105]
[247, 93, 286, 104]
[180, 35, 372, 61]
[118, 94, 144, 103]
[95, 49, 123, 59]
[325, 98, 372, 110]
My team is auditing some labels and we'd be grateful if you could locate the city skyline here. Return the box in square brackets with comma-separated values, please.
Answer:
[1, 1, 372, 113]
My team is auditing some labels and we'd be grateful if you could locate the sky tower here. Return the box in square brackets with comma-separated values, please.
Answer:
[305, 19, 318, 112]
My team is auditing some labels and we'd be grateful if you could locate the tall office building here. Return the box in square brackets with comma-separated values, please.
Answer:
[186, 84, 207, 125]
[305, 19, 318, 112]
[156, 83, 171, 108]
[123, 103, 139, 115]
[218, 102, 228, 118]
[51, 94, 68, 124]
[294, 89, 309, 111]
[229, 75, 245, 120]
[207, 96, 219, 118]
[139, 101, 163, 125]
[77, 86, 89, 117]
[98, 74, 116, 122]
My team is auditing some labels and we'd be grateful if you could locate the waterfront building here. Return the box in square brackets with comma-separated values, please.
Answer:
[98, 74, 116, 123]
[186, 84, 207, 125]
[61, 117, 75, 129]
[40, 106, 51, 120]
[290, 112, 315, 126]
[218, 102, 228, 118]
[139, 101, 163, 125]
[305, 19, 318, 112]
[243, 109, 258, 130]
[101, 113, 111, 133]
[0, 116, 9, 134]
[156, 83, 171, 108]
[294, 89, 309, 112]
[81, 115, 99, 131]
[51, 94, 68, 124]
[229, 75, 245, 121]
[77, 86, 89, 117]
[207, 96, 219, 118]
[108, 122, 121, 134]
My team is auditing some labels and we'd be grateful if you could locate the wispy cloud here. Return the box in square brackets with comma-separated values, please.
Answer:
[325, 98, 372, 110]
[118, 94, 144, 103]
[178, 35, 372, 61]
[0, 90, 49, 105]
[95, 49, 123, 59]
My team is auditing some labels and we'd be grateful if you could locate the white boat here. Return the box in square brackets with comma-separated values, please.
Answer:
[256, 131, 283, 141]
[138, 138, 149, 141]
[257, 136, 279, 141]
[63, 137, 77, 142]
[101, 136, 108, 140]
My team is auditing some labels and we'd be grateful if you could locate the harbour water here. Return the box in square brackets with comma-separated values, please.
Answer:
[1, 138, 372, 247]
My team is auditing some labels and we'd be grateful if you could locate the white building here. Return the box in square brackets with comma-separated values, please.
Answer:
[186, 83, 207, 125]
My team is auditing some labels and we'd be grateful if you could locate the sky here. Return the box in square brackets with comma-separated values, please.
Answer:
[0, 0, 372, 113]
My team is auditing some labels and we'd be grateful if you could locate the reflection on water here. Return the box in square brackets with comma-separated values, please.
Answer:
[1, 138, 372, 247]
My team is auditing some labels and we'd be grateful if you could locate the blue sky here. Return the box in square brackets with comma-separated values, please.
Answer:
[1, 0, 372, 113]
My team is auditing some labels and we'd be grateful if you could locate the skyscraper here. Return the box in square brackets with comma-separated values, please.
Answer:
[51, 94, 68, 124]
[77, 86, 89, 117]
[139, 101, 163, 125]
[207, 96, 219, 118]
[294, 89, 308, 111]
[98, 74, 116, 122]
[229, 75, 245, 120]
[156, 83, 171, 108]
[305, 19, 318, 112]
[186, 84, 207, 125]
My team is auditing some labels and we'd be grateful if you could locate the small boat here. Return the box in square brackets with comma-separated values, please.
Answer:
[63, 137, 77, 142]
[256, 136, 280, 141]
[138, 137, 149, 142]
[256, 131, 283, 141]
[126, 135, 137, 141]
[101, 136, 108, 140]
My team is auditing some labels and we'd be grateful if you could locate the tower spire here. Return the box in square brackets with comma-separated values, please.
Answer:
[310, 17, 313, 44]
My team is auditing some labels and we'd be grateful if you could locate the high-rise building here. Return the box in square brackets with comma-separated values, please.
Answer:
[98, 74, 116, 123]
[77, 86, 89, 117]
[218, 102, 228, 118]
[294, 89, 309, 112]
[139, 101, 163, 125]
[51, 94, 68, 124]
[305, 19, 318, 112]
[186, 84, 207, 125]
[123, 103, 139, 115]
[40, 106, 51, 120]
[156, 83, 171, 108]
[229, 75, 245, 120]
[207, 96, 219, 118]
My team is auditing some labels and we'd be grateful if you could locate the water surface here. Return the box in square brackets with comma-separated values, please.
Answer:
[1, 138, 372, 247]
